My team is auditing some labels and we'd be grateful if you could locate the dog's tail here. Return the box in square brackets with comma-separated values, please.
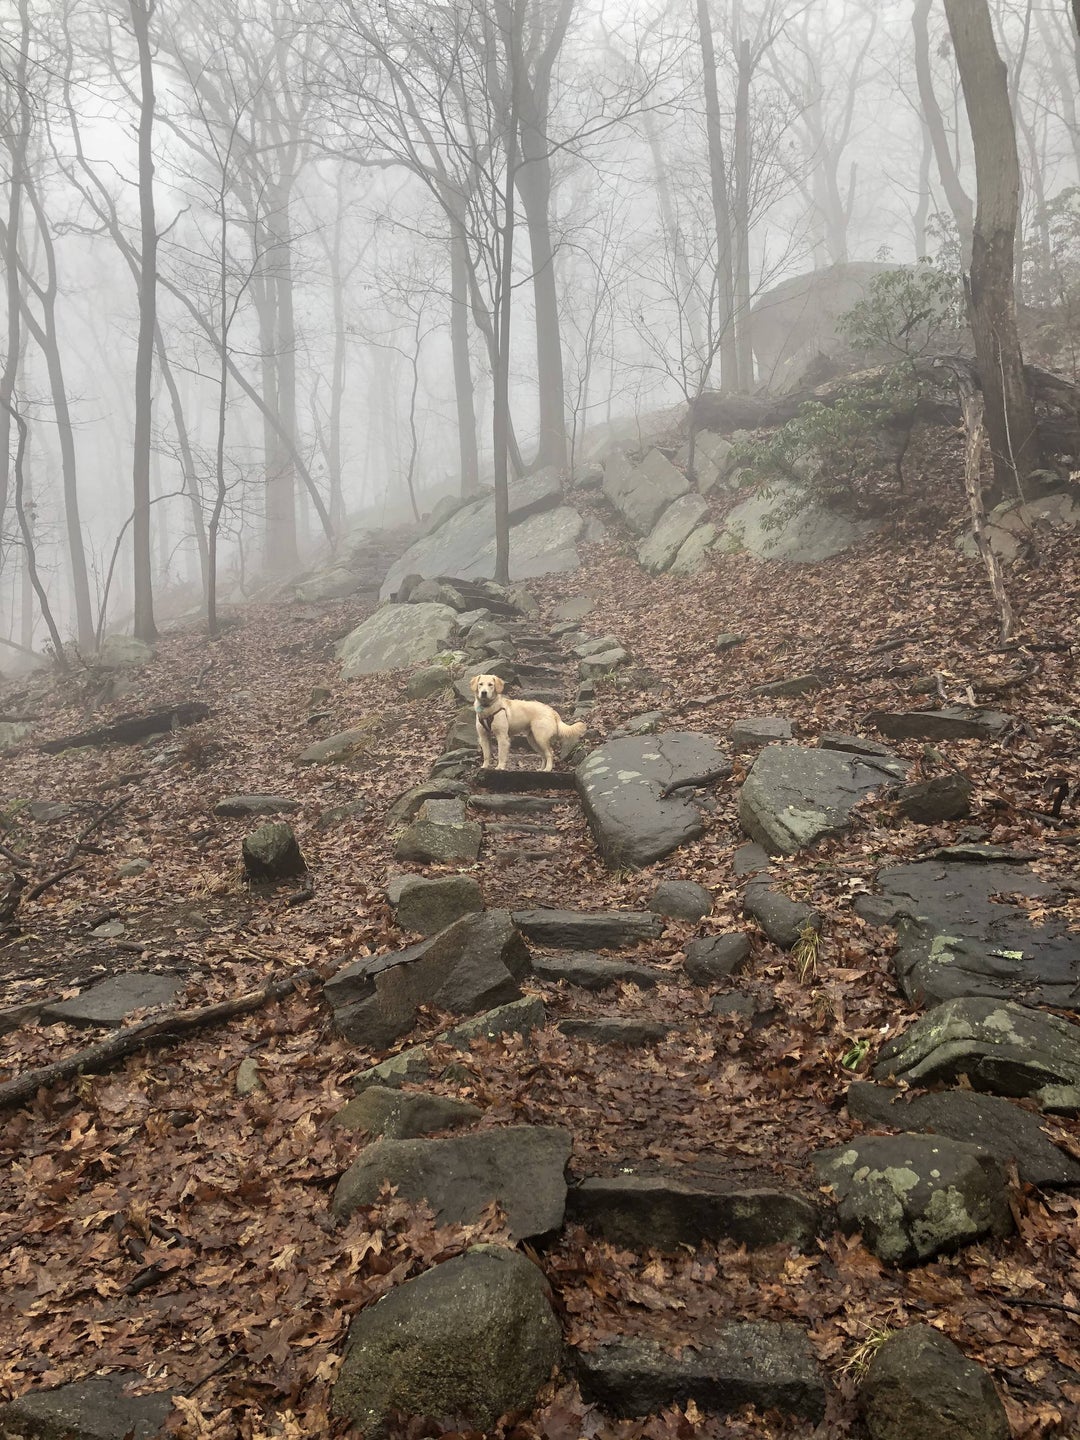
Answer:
[557, 719, 588, 742]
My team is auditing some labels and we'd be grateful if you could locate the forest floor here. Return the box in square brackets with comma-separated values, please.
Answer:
[1, 432, 1079, 1440]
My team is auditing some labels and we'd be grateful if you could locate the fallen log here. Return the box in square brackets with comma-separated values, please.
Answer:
[38, 701, 210, 753]
[0, 968, 318, 1112]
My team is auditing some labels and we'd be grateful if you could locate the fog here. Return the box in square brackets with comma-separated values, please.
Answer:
[1, 0, 1076, 651]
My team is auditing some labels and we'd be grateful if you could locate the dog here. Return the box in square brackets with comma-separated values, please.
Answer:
[470, 674, 587, 771]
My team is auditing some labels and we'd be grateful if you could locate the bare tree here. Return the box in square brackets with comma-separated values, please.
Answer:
[943, 0, 1040, 498]
[913, 0, 974, 258]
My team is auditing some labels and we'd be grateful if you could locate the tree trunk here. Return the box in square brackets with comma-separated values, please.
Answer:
[450, 222, 480, 498]
[155, 325, 208, 600]
[733, 37, 753, 390]
[0, 0, 31, 536]
[943, 0, 1041, 499]
[695, 0, 739, 393]
[913, 0, 974, 258]
[272, 181, 300, 569]
[16, 182, 95, 648]
[129, 0, 158, 642]
[516, 127, 567, 470]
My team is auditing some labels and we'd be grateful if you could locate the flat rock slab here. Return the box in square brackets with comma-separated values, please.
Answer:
[873, 997, 1080, 1099]
[0, 1373, 173, 1440]
[818, 732, 894, 758]
[43, 973, 182, 1028]
[846, 1081, 1080, 1189]
[576, 1328, 827, 1421]
[814, 1133, 1012, 1265]
[567, 1173, 823, 1251]
[577, 732, 732, 869]
[512, 908, 663, 949]
[740, 743, 906, 855]
[731, 717, 793, 748]
[332, 1247, 562, 1440]
[751, 674, 822, 698]
[325, 909, 530, 1050]
[386, 779, 469, 826]
[213, 794, 301, 817]
[864, 706, 1010, 741]
[856, 859, 1076, 1009]
[337, 602, 459, 677]
[334, 1088, 482, 1139]
[896, 774, 973, 823]
[860, 1324, 1010, 1440]
[553, 595, 596, 622]
[531, 952, 665, 990]
[558, 1018, 672, 1046]
[297, 723, 380, 765]
[332, 1126, 572, 1239]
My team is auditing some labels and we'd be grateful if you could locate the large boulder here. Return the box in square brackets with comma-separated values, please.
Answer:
[721, 483, 878, 562]
[873, 997, 1080, 1100]
[958, 492, 1079, 563]
[637, 494, 710, 573]
[332, 1127, 571, 1238]
[669, 522, 718, 574]
[241, 822, 306, 880]
[855, 858, 1076, 1009]
[0, 721, 34, 750]
[325, 909, 531, 1049]
[332, 1247, 562, 1439]
[859, 1325, 1010, 1440]
[751, 260, 900, 390]
[602, 449, 690, 536]
[740, 744, 906, 855]
[577, 732, 732, 869]
[294, 565, 363, 603]
[380, 499, 587, 600]
[337, 602, 458, 677]
[97, 634, 154, 669]
[813, 1133, 1012, 1265]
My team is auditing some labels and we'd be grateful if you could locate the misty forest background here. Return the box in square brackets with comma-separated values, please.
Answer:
[2, 0, 1079, 654]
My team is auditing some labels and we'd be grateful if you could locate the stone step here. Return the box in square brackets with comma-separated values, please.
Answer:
[468, 794, 568, 815]
[566, 1173, 825, 1251]
[516, 690, 564, 706]
[575, 1326, 827, 1422]
[512, 908, 663, 948]
[531, 952, 666, 990]
[483, 820, 561, 837]
[476, 769, 578, 793]
[558, 1017, 672, 1046]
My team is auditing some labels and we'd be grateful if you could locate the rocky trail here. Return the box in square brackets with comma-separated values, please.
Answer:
[0, 453, 1079, 1440]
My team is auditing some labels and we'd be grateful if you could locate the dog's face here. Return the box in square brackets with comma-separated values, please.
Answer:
[470, 673, 505, 705]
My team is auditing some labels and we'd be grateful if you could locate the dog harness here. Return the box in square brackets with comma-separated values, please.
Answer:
[474, 699, 504, 735]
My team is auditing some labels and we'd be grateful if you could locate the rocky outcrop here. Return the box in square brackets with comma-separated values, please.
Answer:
[337, 602, 459, 676]
[721, 483, 878, 562]
[602, 449, 689, 536]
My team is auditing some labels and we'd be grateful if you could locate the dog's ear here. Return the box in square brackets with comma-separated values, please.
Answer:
[469, 675, 480, 696]
[494, 676, 505, 694]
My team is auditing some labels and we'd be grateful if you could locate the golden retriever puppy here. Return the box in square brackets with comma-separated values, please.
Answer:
[470, 673, 587, 771]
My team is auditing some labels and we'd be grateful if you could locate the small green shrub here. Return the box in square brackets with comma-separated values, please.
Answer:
[840, 262, 964, 358]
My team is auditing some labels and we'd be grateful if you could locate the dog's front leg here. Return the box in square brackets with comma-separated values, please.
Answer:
[477, 722, 493, 769]
[496, 727, 510, 770]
